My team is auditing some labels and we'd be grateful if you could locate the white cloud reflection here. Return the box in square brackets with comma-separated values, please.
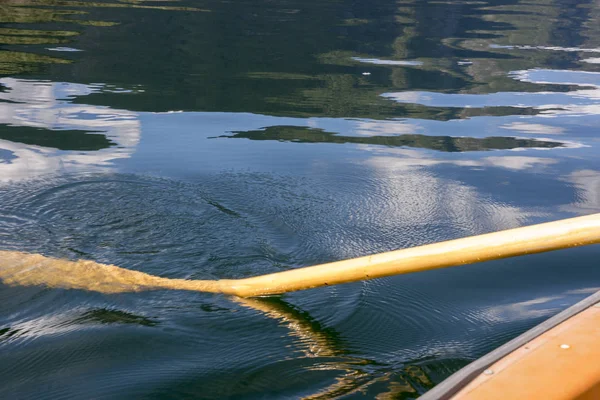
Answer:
[482, 286, 600, 323]
[560, 170, 600, 214]
[353, 119, 421, 136]
[582, 58, 600, 64]
[500, 122, 564, 135]
[382, 69, 600, 117]
[352, 57, 423, 66]
[364, 145, 558, 171]
[482, 156, 558, 170]
[362, 155, 534, 240]
[0, 78, 141, 182]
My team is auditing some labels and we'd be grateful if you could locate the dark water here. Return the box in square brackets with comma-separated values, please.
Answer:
[1, 0, 600, 398]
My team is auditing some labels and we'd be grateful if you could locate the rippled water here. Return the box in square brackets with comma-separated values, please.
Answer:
[1, 0, 600, 398]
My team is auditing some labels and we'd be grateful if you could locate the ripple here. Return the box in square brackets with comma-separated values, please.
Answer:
[0, 173, 313, 280]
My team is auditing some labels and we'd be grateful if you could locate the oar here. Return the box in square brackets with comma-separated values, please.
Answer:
[1, 213, 600, 297]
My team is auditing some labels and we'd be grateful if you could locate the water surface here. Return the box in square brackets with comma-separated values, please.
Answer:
[1, 0, 600, 398]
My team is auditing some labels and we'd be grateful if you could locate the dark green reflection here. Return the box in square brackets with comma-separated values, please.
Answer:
[216, 126, 564, 152]
[0, 0, 202, 75]
[1, 0, 595, 117]
[74, 309, 158, 327]
[0, 326, 20, 341]
[0, 125, 113, 150]
[44, 0, 595, 116]
[0, 51, 71, 75]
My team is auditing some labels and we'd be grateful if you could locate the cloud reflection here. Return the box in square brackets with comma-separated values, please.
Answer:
[481, 286, 599, 323]
[383, 69, 600, 117]
[363, 155, 535, 237]
[0, 78, 140, 181]
[500, 122, 564, 135]
[560, 170, 600, 214]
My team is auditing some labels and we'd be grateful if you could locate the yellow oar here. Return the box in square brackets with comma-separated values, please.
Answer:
[1, 213, 600, 297]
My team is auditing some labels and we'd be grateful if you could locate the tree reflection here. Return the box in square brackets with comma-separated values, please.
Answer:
[217, 126, 563, 152]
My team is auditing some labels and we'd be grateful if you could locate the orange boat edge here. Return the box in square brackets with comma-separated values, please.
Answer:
[422, 290, 600, 400]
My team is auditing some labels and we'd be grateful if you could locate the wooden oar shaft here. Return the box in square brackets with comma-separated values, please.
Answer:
[205, 213, 600, 297]
[2, 214, 600, 297]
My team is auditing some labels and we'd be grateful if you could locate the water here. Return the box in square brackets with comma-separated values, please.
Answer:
[1, 0, 600, 398]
